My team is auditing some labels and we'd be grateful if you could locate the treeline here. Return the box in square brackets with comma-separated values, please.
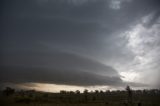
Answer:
[0, 86, 160, 106]
[1, 86, 160, 96]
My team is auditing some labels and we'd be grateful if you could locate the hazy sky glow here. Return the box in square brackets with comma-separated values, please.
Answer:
[0, 0, 160, 92]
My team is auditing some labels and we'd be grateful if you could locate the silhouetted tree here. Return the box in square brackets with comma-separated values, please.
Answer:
[126, 85, 133, 106]
[75, 90, 80, 94]
[3, 87, 15, 96]
[105, 90, 110, 94]
[69, 91, 74, 95]
[100, 90, 104, 94]
[83, 89, 88, 102]
[95, 90, 99, 94]
[60, 90, 67, 94]
[83, 89, 88, 94]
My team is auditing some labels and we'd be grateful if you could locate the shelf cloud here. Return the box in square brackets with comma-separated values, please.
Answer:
[0, 0, 160, 89]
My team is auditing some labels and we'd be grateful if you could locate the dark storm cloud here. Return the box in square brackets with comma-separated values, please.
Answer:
[0, 0, 160, 87]
[143, 10, 160, 28]
[1, 0, 159, 53]
[0, 67, 123, 86]
[0, 49, 147, 87]
[0, 50, 122, 86]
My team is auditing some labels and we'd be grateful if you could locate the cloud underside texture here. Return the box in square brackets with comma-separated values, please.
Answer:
[0, 0, 160, 87]
[1, 51, 123, 86]
[1, 50, 147, 87]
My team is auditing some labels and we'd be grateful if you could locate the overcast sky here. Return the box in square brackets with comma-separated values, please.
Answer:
[0, 0, 160, 91]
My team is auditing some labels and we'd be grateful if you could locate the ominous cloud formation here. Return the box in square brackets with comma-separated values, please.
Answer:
[0, 50, 122, 86]
[0, 0, 160, 89]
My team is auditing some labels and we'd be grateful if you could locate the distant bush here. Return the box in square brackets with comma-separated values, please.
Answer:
[3, 87, 15, 96]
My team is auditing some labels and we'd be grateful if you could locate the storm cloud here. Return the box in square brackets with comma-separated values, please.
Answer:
[0, 50, 123, 86]
[0, 0, 160, 89]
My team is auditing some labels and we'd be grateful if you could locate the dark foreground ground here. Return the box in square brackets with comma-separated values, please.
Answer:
[0, 87, 160, 106]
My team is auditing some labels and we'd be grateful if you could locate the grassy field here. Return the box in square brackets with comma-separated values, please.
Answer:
[0, 87, 160, 106]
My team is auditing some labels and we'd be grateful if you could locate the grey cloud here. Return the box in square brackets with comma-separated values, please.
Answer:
[1, 50, 118, 76]
[1, 50, 122, 86]
[0, 67, 123, 86]
[108, 0, 132, 10]
[1, 50, 147, 87]
[2, 0, 156, 58]
[2, 0, 159, 38]
[0, 0, 160, 88]
[144, 10, 160, 28]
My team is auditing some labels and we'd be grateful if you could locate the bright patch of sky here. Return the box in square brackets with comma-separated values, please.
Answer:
[118, 12, 160, 86]
[109, 0, 131, 9]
